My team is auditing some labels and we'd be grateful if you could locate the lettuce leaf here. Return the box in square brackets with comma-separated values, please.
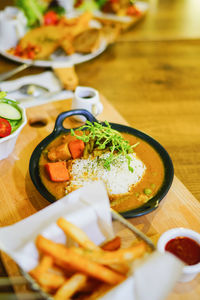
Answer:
[15, 0, 48, 27]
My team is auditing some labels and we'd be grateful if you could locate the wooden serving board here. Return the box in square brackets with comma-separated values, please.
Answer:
[0, 96, 200, 299]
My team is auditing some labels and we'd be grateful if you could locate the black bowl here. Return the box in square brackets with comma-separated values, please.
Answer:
[29, 109, 174, 218]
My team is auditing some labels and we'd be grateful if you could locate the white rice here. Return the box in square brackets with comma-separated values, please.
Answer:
[67, 152, 146, 195]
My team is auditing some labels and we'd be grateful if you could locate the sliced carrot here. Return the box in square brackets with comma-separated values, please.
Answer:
[68, 139, 85, 159]
[101, 236, 121, 251]
[45, 161, 69, 182]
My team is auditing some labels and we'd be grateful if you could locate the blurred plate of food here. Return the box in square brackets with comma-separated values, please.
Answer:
[0, 2, 108, 67]
[72, 0, 149, 30]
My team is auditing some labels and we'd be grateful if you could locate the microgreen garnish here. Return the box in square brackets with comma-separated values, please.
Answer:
[71, 121, 139, 172]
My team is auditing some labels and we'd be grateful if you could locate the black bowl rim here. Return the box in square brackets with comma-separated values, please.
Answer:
[29, 109, 174, 218]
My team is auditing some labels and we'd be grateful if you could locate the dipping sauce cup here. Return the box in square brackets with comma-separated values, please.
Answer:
[157, 228, 200, 282]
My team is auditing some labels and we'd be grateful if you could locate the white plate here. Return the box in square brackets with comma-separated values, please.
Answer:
[0, 39, 107, 67]
[0, 10, 107, 68]
[0, 1, 148, 67]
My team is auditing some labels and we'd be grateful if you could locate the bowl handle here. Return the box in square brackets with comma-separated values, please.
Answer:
[54, 109, 98, 133]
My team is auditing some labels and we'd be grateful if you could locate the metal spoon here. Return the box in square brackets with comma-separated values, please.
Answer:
[9, 84, 49, 97]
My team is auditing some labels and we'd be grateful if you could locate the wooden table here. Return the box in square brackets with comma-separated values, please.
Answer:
[0, 0, 200, 299]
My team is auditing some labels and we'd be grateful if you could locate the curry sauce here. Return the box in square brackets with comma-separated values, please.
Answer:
[110, 133, 164, 212]
[39, 131, 165, 213]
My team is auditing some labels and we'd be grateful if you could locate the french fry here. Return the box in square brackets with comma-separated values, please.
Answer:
[29, 218, 149, 299]
[78, 278, 101, 294]
[29, 255, 66, 292]
[36, 272, 66, 293]
[57, 217, 100, 251]
[72, 241, 146, 265]
[29, 255, 53, 279]
[54, 273, 87, 300]
[52, 259, 77, 278]
[83, 282, 114, 300]
[107, 263, 130, 275]
[36, 235, 126, 285]
[54, 251, 129, 275]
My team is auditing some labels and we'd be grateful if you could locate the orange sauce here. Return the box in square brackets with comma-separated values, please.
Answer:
[110, 133, 164, 212]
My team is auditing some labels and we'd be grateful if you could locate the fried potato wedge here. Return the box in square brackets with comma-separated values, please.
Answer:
[14, 12, 96, 60]
[29, 218, 149, 299]
[29, 255, 66, 292]
[29, 255, 53, 277]
[19, 25, 64, 59]
[82, 282, 114, 300]
[73, 28, 102, 54]
[72, 241, 146, 265]
[36, 235, 126, 285]
[57, 217, 100, 251]
[54, 273, 87, 300]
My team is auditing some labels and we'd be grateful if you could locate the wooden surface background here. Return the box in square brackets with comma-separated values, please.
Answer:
[0, 0, 200, 204]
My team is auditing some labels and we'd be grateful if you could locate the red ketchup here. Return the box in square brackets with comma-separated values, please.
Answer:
[165, 236, 200, 265]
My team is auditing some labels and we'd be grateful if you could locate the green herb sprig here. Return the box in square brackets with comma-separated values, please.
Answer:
[71, 121, 139, 172]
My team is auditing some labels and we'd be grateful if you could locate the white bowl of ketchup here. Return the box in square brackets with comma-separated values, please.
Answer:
[157, 228, 200, 282]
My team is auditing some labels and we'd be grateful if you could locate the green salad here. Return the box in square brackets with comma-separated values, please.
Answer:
[0, 92, 23, 138]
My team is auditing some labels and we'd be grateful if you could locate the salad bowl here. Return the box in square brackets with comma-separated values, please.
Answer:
[0, 96, 27, 160]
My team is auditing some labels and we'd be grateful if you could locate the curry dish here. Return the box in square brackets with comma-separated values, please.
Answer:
[39, 123, 164, 213]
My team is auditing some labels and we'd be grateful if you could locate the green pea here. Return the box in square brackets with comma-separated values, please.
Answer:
[144, 188, 152, 196]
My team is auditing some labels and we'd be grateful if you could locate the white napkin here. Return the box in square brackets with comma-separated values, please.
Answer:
[0, 71, 74, 108]
[100, 252, 184, 300]
[0, 180, 184, 299]
[133, 251, 184, 300]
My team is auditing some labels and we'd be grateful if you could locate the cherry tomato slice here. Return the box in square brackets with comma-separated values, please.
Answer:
[0, 118, 12, 138]
[44, 11, 59, 25]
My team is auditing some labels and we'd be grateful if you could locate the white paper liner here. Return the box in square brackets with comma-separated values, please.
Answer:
[0, 71, 74, 108]
[0, 180, 184, 299]
[0, 181, 113, 271]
